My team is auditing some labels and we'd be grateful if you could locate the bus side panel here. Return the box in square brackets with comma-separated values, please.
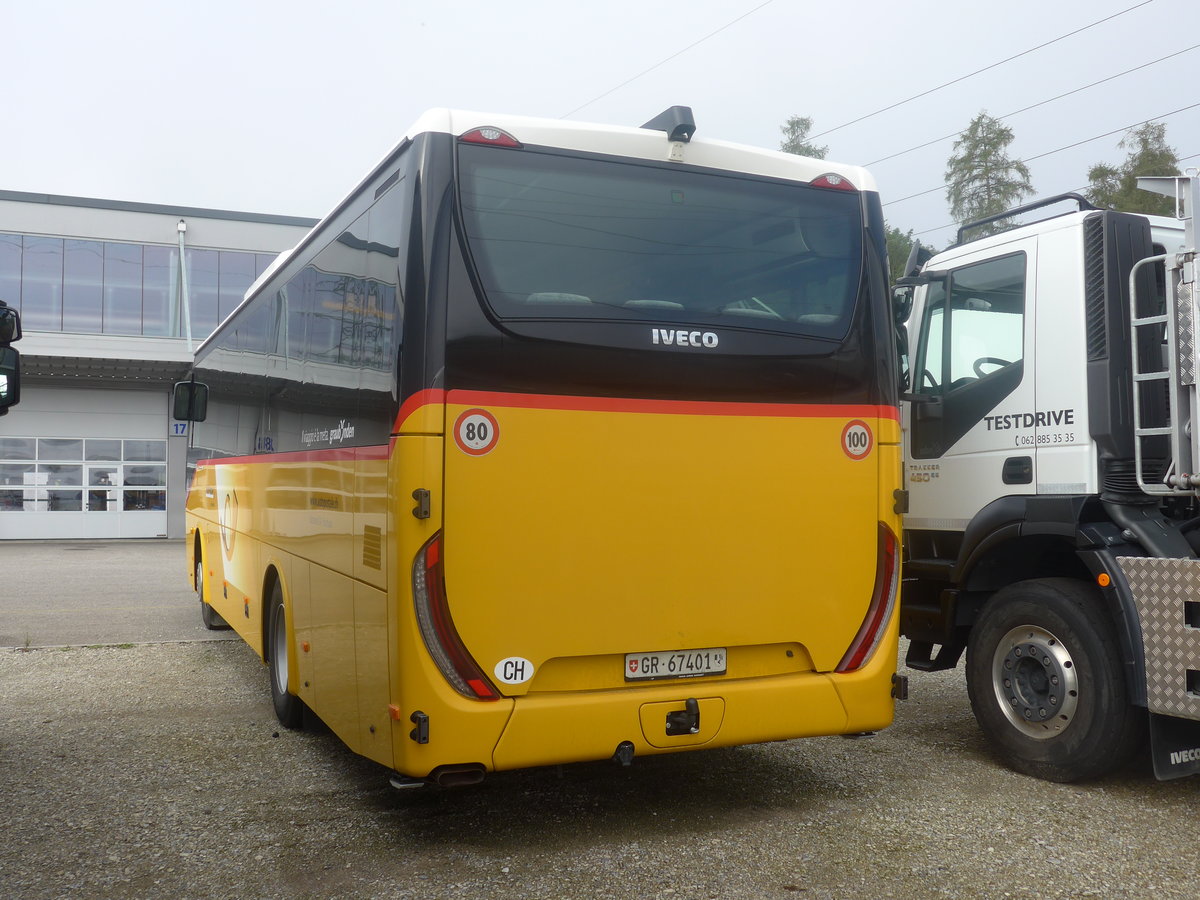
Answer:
[388, 432, 516, 778]
[189, 461, 262, 654]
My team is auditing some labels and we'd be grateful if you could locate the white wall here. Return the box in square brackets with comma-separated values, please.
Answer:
[0, 383, 182, 539]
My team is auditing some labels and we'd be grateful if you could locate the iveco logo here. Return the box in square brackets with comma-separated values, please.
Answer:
[651, 328, 719, 348]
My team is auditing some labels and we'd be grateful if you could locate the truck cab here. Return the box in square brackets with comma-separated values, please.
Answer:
[897, 183, 1200, 782]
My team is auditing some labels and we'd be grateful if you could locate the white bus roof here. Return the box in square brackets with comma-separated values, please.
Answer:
[233, 107, 877, 336]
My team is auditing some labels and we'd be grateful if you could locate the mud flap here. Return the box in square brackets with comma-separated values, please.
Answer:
[1149, 712, 1200, 780]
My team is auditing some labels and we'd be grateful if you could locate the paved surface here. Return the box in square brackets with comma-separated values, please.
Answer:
[0, 539, 236, 648]
[1, 540, 1197, 899]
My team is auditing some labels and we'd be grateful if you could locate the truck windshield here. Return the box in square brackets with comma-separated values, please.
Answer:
[458, 145, 865, 339]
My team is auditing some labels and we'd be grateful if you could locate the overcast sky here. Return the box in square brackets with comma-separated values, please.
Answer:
[4, 0, 1197, 248]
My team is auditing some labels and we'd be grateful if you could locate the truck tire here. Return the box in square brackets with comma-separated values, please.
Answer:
[965, 577, 1143, 782]
[267, 580, 304, 729]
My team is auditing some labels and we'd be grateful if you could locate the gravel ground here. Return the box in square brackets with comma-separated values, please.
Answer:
[2, 638, 1197, 899]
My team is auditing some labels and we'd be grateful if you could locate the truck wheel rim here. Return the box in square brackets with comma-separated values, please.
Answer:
[990, 625, 1079, 740]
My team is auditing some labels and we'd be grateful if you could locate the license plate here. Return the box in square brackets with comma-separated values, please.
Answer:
[624, 648, 727, 681]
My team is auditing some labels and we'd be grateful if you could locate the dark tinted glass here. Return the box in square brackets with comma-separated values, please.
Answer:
[188, 248, 219, 337]
[143, 245, 176, 337]
[64, 240, 104, 333]
[103, 243, 143, 334]
[21, 237, 64, 331]
[0, 234, 24, 314]
[219, 251, 256, 322]
[458, 147, 864, 338]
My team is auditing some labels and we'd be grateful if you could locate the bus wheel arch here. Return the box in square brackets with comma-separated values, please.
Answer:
[263, 568, 304, 729]
[964, 577, 1144, 782]
[195, 532, 229, 631]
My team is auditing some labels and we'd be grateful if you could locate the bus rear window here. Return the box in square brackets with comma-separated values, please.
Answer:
[458, 146, 864, 339]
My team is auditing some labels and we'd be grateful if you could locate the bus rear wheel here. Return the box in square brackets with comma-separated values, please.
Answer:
[197, 555, 229, 631]
[267, 580, 304, 729]
[965, 577, 1143, 782]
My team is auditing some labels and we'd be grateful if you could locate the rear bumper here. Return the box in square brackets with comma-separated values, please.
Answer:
[491, 663, 895, 771]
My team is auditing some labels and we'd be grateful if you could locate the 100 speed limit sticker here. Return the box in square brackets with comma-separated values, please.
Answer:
[841, 419, 873, 460]
[453, 408, 500, 455]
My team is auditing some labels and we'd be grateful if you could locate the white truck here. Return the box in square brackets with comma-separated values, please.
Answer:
[896, 172, 1200, 781]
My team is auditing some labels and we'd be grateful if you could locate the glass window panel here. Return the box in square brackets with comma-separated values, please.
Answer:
[0, 463, 35, 485]
[85, 439, 122, 461]
[187, 248, 219, 339]
[458, 145, 864, 339]
[284, 269, 312, 360]
[104, 243, 143, 335]
[310, 270, 345, 364]
[0, 489, 23, 511]
[0, 437, 37, 459]
[256, 253, 277, 278]
[88, 485, 117, 511]
[48, 490, 83, 511]
[124, 489, 165, 510]
[946, 255, 1025, 384]
[239, 298, 271, 353]
[88, 466, 119, 486]
[219, 251, 257, 323]
[40, 464, 82, 485]
[0, 233, 24, 315]
[39, 438, 83, 460]
[63, 239, 104, 333]
[123, 440, 166, 461]
[21, 237, 65, 331]
[123, 464, 165, 486]
[143, 245, 177, 337]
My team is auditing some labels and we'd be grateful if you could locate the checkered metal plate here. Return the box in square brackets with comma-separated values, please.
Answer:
[1115, 556, 1200, 720]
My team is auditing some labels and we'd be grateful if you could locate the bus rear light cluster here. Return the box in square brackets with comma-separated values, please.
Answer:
[412, 532, 499, 700]
[835, 522, 899, 673]
[459, 127, 522, 148]
[811, 173, 857, 192]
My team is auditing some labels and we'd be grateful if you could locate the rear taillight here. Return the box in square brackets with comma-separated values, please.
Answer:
[835, 523, 899, 672]
[413, 532, 499, 699]
[811, 173, 857, 192]
[458, 126, 522, 148]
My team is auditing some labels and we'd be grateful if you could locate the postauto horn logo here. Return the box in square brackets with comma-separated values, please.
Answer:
[219, 489, 238, 560]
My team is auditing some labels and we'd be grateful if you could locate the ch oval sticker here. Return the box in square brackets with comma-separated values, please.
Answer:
[494, 656, 534, 685]
[841, 420, 873, 460]
[454, 408, 500, 456]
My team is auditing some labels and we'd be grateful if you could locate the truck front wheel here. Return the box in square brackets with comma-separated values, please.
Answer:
[965, 577, 1143, 782]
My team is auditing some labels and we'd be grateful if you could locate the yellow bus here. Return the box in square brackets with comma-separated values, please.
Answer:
[176, 107, 902, 787]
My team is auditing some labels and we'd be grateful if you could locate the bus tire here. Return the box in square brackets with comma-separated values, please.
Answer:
[267, 580, 304, 729]
[197, 555, 230, 631]
[964, 577, 1143, 783]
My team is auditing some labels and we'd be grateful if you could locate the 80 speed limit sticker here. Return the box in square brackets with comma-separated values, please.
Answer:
[454, 408, 500, 455]
[841, 419, 873, 460]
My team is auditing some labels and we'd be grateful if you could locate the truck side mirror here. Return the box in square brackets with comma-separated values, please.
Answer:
[891, 285, 913, 325]
[0, 346, 20, 414]
[0, 304, 21, 345]
[173, 380, 209, 422]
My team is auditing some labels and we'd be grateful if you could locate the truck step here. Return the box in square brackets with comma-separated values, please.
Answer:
[905, 639, 964, 672]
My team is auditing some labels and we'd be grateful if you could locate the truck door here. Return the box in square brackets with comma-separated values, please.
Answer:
[904, 241, 1037, 528]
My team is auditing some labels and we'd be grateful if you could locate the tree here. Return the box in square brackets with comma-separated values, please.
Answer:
[779, 115, 827, 159]
[885, 224, 915, 283]
[945, 112, 1033, 233]
[1086, 123, 1180, 215]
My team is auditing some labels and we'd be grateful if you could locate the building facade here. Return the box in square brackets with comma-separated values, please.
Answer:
[0, 190, 316, 539]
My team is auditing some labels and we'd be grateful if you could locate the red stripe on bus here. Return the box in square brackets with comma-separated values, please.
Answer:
[445, 389, 900, 421]
[196, 445, 391, 467]
[393, 388, 448, 432]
